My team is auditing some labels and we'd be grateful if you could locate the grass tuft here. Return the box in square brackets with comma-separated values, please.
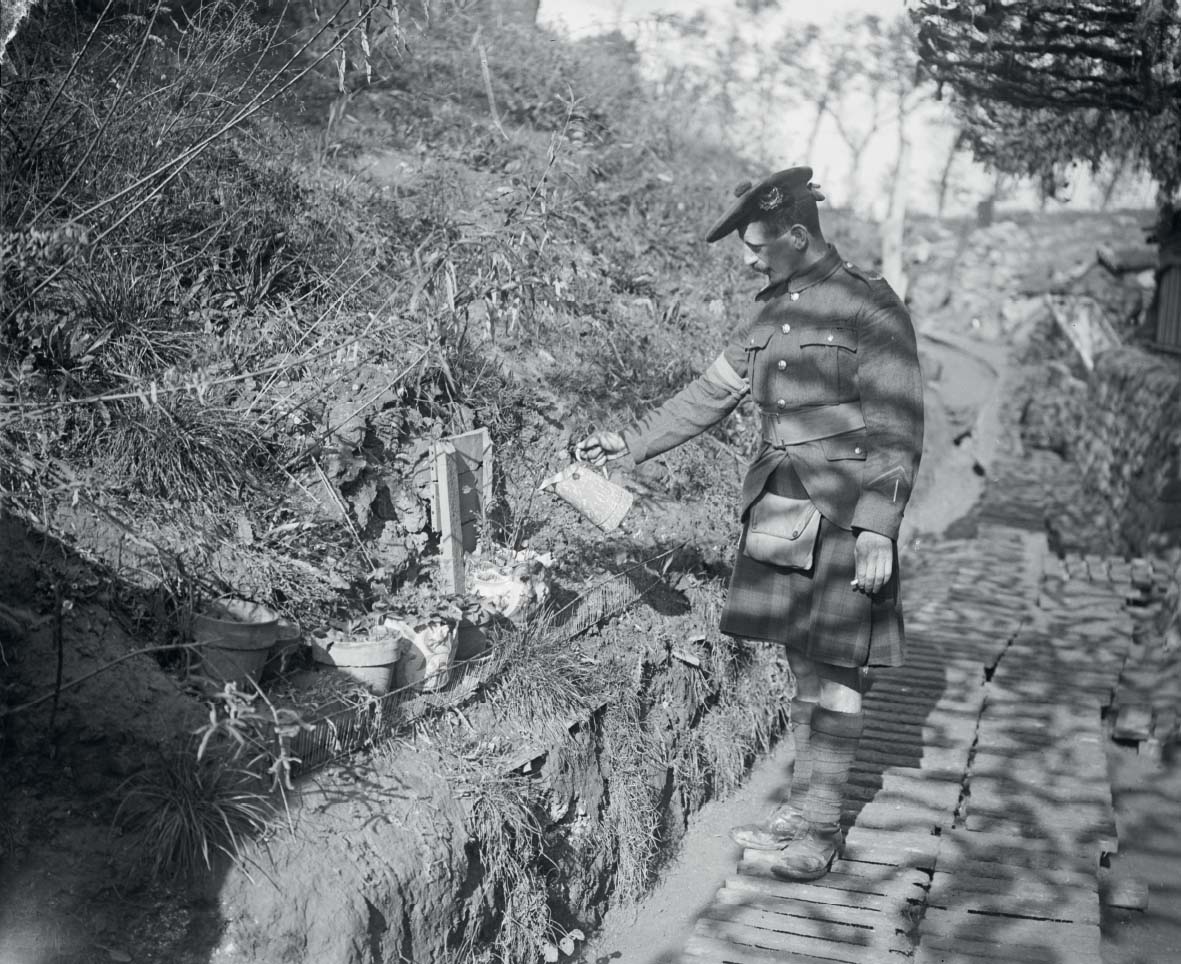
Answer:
[113, 747, 277, 883]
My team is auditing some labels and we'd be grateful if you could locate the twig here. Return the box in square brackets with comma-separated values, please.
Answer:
[23, 0, 117, 157]
[34, 0, 166, 221]
[280, 345, 432, 471]
[312, 458, 377, 571]
[509, 442, 563, 550]
[0, 318, 395, 416]
[476, 38, 507, 139]
[2, 642, 199, 717]
[4, 0, 375, 326]
[507, 95, 574, 226]
[247, 264, 387, 419]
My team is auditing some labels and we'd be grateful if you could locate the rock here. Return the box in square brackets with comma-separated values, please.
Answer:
[391, 484, 428, 533]
[1112, 703, 1153, 741]
[1053, 263, 1143, 326]
[1097, 244, 1157, 274]
[1000, 296, 1049, 343]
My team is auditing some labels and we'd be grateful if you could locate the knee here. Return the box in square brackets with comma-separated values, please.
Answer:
[819, 679, 862, 714]
[788, 656, 820, 701]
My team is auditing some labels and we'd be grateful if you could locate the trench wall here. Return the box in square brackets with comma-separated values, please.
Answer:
[1023, 345, 1181, 555]
[209, 631, 791, 964]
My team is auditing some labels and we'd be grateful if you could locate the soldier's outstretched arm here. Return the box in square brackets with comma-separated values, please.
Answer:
[574, 345, 751, 469]
[619, 349, 750, 465]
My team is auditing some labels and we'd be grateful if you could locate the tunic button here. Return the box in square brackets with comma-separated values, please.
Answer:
[776, 399, 787, 410]
[790, 291, 800, 301]
[827, 334, 835, 342]
[854, 446, 863, 454]
[781, 323, 791, 334]
[777, 360, 787, 371]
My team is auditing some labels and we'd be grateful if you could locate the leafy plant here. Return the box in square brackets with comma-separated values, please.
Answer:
[113, 746, 276, 882]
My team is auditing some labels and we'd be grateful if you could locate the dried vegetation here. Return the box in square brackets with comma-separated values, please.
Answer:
[1, 1, 823, 958]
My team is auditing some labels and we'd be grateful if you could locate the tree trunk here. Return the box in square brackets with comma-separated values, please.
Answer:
[881, 106, 911, 301]
[936, 130, 965, 217]
[977, 170, 1005, 226]
[473, 0, 540, 26]
[1099, 156, 1128, 210]
[844, 128, 880, 208]
[805, 99, 828, 160]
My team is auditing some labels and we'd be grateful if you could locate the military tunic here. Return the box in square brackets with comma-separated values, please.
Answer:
[621, 245, 924, 668]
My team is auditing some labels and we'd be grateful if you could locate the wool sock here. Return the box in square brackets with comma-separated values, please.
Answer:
[801, 707, 864, 828]
[785, 698, 817, 807]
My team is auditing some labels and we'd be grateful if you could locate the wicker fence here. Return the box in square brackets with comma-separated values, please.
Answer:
[286, 544, 687, 777]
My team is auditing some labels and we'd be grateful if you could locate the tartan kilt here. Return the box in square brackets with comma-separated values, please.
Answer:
[719, 512, 906, 669]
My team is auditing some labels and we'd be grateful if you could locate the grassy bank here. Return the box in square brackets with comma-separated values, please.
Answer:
[0, 0, 797, 623]
[0, 3, 885, 959]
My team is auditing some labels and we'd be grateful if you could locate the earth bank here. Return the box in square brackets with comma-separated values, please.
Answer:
[2, 4, 1179, 962]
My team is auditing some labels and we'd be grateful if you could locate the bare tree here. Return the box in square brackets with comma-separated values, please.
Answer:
[473, 0, 540, 26]
[878, 16, 935, 300]
[935, 130, 967, 217]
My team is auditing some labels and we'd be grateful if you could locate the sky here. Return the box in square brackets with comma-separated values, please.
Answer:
[537, 0, 1158, 216]
[539, 0, 899, 35]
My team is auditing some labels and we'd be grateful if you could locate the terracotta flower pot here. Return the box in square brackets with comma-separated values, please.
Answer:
[311, 633, 402, 695]
[192, 597, 279, 689]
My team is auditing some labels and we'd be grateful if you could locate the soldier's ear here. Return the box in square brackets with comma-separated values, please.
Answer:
[787, 224, 809, 250]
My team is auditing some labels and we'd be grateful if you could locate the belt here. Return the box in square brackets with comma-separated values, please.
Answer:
[760, 401, 864, 448]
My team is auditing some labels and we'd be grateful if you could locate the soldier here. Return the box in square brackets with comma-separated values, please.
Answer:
[575, 167, 924, 882]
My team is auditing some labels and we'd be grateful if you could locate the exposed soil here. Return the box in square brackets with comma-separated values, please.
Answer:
[0, 161, 1169, 964]
[581, 212, 1181, 964]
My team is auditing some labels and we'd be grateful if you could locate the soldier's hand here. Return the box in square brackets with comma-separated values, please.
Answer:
[575, 431, 628, 466]
[852, 530, 894, 595]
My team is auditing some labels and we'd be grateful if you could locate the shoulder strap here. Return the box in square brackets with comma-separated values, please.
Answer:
[840, 260, 883, 284]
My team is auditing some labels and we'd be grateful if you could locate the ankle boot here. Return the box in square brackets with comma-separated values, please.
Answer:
[729, 802, 809, 850]
[728, 699, 817, 850]
[769, 821, 845, 881]
[769, 706, 862, 881]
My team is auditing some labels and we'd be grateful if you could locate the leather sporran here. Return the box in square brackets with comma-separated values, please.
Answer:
[744, 492, 820, 570]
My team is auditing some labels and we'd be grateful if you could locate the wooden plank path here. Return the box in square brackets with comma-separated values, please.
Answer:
[678, 456, 1136, 964]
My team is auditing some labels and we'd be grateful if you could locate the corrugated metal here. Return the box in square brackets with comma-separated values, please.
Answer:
[1160, 265, 1181, 351]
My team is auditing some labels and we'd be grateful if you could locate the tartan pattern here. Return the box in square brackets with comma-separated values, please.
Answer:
[719, 513, 906, 668]
[802, 708, 864, 827]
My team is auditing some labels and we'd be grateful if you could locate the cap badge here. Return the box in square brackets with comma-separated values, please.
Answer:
[758, 186, 784, 211]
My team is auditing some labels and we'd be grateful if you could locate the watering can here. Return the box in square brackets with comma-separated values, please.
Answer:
[539, 463, 633, 531]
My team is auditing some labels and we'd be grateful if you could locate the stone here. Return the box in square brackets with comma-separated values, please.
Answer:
[1114, 703, 1155, 742]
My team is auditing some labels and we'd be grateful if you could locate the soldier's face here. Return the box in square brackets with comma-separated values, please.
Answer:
[740, 220, 775, 275]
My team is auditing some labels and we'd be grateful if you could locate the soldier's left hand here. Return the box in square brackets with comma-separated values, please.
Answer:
[852, 530, 894, 594]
